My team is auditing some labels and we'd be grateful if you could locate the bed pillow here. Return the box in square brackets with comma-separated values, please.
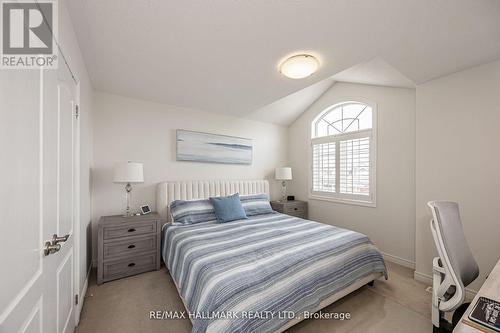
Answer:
[169, 199, 217, 225]
[240, 193, 274, 216]
[209, 193, 248, 223]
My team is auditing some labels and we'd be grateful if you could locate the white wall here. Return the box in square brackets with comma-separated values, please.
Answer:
[415, 59, 500, 291]
[91, 92, 288, 263]
[288, 82, 416, 266]
[59, 0, 94, 306]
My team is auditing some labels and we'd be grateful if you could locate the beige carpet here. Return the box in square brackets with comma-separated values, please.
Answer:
[76, 261, 433, 333]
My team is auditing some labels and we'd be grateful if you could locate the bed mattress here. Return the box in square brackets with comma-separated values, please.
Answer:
[162, 212, 387, 333]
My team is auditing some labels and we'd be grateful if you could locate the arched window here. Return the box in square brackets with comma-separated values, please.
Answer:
[310, 101, 376, 205]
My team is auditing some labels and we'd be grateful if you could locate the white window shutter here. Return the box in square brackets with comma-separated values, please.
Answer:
[312, 142, 336, 193]
[339, 137, 370, 196]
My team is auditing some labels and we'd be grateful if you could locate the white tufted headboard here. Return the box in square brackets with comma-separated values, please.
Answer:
[156, 179, 270, 220]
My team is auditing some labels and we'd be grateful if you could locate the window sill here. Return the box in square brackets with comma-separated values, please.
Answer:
[308, 194, 376, 208]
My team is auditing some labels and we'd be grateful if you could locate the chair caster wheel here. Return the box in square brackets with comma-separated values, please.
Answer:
[433, 318, 453, 333]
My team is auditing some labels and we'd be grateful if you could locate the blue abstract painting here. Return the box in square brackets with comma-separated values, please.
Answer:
[176, 130, 253, 164]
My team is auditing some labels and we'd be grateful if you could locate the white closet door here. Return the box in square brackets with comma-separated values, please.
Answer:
[0, 62, 78, 333]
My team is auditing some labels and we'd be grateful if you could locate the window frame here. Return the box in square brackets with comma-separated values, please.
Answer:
[308, 99, 377, 207]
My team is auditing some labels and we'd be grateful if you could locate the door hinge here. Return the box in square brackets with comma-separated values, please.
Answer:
[75, 294, 79, 305]
[75, 105, 79, 119]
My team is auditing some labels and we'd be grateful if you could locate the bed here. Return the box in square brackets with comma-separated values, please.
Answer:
[157, 180, 387, 333]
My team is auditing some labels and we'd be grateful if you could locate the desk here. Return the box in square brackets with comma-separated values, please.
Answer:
[454, 258, 500, 332]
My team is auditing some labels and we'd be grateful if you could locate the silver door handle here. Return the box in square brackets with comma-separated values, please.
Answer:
[52, 233, 70, 245]
[44, 241, 61, 256]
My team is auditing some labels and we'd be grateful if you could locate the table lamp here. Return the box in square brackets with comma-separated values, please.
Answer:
[113, 161, 144, 217]
[275, 167, 292, 202]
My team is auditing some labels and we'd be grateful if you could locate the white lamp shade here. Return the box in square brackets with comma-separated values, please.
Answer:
[113, 162, 144, 184]
[275, 167, 292, 180]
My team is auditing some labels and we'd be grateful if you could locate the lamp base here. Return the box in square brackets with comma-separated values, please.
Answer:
[123, 183, 133, 218]
[281, 180, 287, 202]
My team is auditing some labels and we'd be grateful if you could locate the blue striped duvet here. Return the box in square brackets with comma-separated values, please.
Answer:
[162, 212, 387, 333]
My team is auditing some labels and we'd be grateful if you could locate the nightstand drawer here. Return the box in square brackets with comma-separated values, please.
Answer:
[284, 205, 305, 214]
[103, 235, 157, 260]
[103, 253, 156, 281]
[271, 200, 308, 219]
[285, 210, 307, 219]
[103, 220, 157, 240]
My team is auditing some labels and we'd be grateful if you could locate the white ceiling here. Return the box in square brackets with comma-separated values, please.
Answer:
[247, 58, 415, 125]
[67, 0, 500, 122]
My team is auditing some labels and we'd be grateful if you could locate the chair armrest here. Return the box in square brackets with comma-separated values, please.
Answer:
[433, 257, 445, 274]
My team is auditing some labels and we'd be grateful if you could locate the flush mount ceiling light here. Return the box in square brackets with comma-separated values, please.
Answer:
[279, 54, 319, 79]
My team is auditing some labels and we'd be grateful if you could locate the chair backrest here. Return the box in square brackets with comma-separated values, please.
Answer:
[428, 201, 479, 288]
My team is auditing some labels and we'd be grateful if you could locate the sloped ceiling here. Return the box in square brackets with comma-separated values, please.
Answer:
[67, 0, 500, 123]
[332, 58, 415, 89]
[247, 77, 335, 125]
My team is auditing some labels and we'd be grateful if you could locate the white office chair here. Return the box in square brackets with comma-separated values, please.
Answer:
[428, 201, 479, 332]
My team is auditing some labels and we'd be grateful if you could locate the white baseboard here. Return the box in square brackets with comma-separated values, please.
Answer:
[75, 265, 91, 326]
[413, 270, 431, 283]
[413, 270, 477, 300]
[382, 252, 416, 270]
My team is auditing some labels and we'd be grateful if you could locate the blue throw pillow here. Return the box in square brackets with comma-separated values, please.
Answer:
[209, 193, 248, 223]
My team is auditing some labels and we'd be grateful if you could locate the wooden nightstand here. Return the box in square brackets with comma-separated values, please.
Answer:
[271, 200, 308, 219]
[97, 213, 163, 284]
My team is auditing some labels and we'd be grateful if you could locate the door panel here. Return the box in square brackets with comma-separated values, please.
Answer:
[0, 69, 44, 332]
[19, 298, 42, 333]
[56, 252, 73, 333]
[41, 64, 62, 333]
[53, 64, 77, 333]
[44, 63, 77, 333]
[58, 83, 74, 236]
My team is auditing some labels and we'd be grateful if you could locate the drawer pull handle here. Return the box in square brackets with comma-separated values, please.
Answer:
[128, 244, 136, 249]
[294, 207, 298, 210]
[128, 228, 136, 232]
[128, 263, 136, 267]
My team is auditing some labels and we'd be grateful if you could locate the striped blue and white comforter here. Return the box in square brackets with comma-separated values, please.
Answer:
[162, 213, 387, 333]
